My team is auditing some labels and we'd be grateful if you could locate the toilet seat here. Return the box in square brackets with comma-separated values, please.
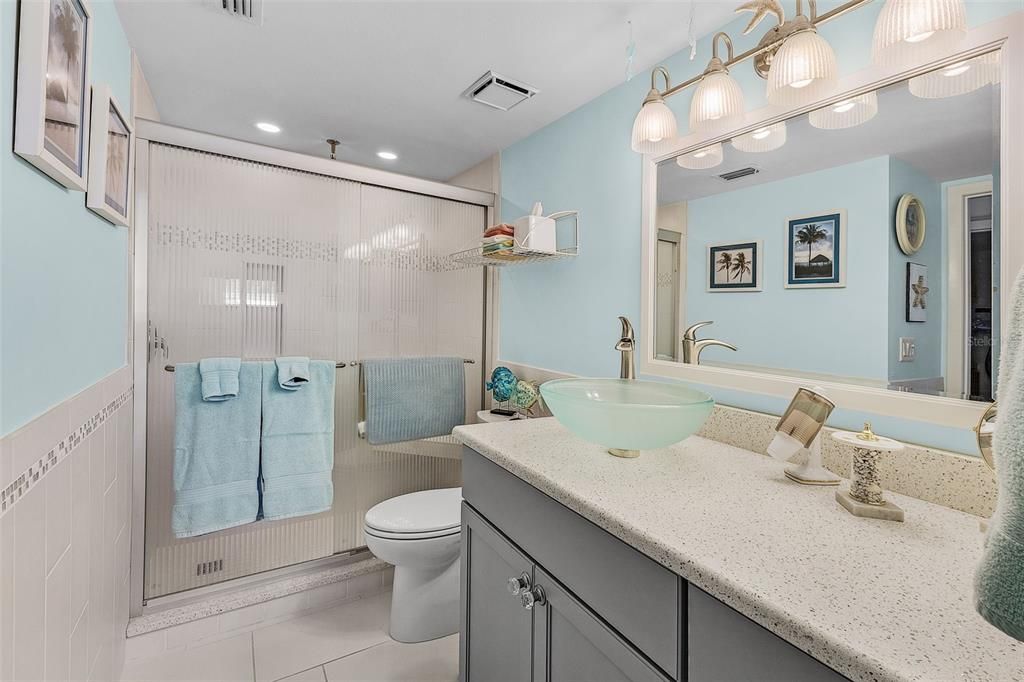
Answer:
[364, 487, 461, 541]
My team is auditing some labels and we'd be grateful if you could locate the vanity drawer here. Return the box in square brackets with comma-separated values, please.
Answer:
[462, 447, 681, 679]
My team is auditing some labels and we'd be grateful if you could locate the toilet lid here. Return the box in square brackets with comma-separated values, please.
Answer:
[364, 487, 462, 535]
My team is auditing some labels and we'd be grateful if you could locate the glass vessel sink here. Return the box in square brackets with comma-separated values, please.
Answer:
[540, 378, 714, 456]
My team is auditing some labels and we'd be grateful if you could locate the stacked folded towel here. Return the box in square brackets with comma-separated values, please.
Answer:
[482, 223, 515, 257]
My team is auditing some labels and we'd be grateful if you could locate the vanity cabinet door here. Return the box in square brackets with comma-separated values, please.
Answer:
[460, 503, 534, 682]
[532, 567, 670, 682]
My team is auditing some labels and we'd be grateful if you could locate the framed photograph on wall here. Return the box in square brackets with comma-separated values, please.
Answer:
[785, 211, 846, 289]
[14, 0, 93, 190]
[86, 85, 134, 226]
[707, 241, 762, 292]
[907, 262, 929, 323]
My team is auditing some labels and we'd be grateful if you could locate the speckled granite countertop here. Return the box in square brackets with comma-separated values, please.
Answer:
[452, 418, 1023, 682]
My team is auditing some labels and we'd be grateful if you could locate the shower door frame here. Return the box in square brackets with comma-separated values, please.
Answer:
[129, 120, 496, 616]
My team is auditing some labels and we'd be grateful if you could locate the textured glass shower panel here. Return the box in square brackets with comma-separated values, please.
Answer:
[144, 144, 483, 599]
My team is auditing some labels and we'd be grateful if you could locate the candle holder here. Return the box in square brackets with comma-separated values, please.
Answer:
[831, 423, 906, 522]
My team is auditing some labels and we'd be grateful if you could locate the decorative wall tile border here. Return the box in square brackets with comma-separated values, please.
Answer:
[0, 387, 133, 518]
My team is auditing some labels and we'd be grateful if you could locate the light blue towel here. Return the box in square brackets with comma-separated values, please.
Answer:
[260, 360, 336, 520]
[362, 357, 465, 445]
[198, 357, 241, 402]
[276, 356, 311, 391]
[172, 362, 261, 538]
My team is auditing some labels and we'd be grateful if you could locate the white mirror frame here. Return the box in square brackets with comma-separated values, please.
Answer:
[640, 13, 1023, 430]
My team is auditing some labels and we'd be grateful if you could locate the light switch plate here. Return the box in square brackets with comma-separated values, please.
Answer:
[899, 337, 916, 362]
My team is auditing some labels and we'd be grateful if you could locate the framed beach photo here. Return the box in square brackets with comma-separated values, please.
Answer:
[785, 211, 846, 289]
[707, 241, 762, 292]
[14, 0, 93, 190]
[86, 85, 134, 226]
[906, 262, 929, 323]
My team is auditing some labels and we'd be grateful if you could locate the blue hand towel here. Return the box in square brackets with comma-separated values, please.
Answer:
[260, 360, 336, 520]
[975, 269, 1024, 642]
[276, 356, 311, 391]
[362, 357, 465, 445]
[172, 362, 261, 538]
[198, 357, 241, 402]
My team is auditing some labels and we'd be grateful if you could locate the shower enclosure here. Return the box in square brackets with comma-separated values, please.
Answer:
[130, 123, 492, 609]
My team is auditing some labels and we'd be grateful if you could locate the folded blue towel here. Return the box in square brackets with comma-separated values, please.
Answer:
[276, 356, 311, 391]
[362, 357, 465, 445]
[260, 360, 336, 520]
[198, 357, 241, 402]
[172, 362, 261, 538]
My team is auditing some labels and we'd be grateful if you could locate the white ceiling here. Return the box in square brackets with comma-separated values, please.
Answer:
[657, 76, 1000, 204]
[115, 1, 738, 182]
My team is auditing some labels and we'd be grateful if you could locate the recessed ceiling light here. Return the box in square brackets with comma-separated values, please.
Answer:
[255, 122, 281, 133]
[377, 151, 398, 160]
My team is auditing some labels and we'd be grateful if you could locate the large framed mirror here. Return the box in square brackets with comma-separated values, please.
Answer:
[640, 15, 1022, 430]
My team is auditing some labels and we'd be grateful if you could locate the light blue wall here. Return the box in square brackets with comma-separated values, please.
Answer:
[685, 157, 890, 380]
[888, 158, 943, 382]
[1, 0, 132, 435]
[500, 1, 1022, 454]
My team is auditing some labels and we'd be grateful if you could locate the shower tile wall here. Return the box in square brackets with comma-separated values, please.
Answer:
[0, 366, 134, 682]
[144, 144, 485, 598]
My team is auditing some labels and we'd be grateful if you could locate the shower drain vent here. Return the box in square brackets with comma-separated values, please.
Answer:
[196, 559, 224, 577]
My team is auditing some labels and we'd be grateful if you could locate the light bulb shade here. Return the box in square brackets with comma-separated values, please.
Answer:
[908, 52, 1000, 98]
[631, 98, 679, 154]
[809, 92, 879, 129]
[766, 30, 838, 106]
[872, 0, 966, 66]
[676, 143, 724, 170]
[731, 122, 787, 153]
[689, 70, 745, 134]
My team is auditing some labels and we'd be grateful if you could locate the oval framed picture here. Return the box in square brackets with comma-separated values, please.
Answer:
[896, 193, 927, 255]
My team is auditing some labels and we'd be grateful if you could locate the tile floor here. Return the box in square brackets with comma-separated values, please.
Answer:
[120, 592, 459, 682]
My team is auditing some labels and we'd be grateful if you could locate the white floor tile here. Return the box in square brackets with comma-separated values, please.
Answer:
[120, 632, 254, 682]
[323, 636, 459, 682]
[277, 666, 326, 682]
[252, 594, 390, 682]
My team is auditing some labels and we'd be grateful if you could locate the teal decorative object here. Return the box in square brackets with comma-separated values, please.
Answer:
[512, 380, 540, 413]
[486, 367, 518, 402]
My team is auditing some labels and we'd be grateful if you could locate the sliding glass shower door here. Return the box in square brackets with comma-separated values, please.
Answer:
[143, 143, 484, 599]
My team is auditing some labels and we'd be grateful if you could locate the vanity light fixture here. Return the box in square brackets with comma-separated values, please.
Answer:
[377, 151, 398, 160]
[809, 91, 878, 129]
[765, 1, 838, 106]
[908, 51, 1000, 99]
[872, 0, 966, 67]
[631, 67, 679, 154]
[676, 143, 724, 170]
[255, 121, 281, 133]
[689, 33, 745, 134]
[731, 121, 787, 152]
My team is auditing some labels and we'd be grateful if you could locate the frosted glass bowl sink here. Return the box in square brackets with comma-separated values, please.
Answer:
[539, 378, 714, 456]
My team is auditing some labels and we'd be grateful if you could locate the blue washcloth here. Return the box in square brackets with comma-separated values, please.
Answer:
[276, 356, 311, 391]
[260, 360, 336, 520]
[172, 362, 261, 538]
[362, 357, 465, 445]
[975, 268, 1024, 642]
[198, 357, 241, 402]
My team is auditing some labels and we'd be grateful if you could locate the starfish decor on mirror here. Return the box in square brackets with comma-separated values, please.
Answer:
[735, 0, 785, 35]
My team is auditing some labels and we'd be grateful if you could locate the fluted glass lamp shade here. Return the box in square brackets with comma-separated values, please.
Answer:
[676, 143, 724, 170]
[731, 122, 787, 153]
[766, 30, 838, 106]
[872, 0, 966, 67]
[909, 52, 1000, 98]
[689, 70, 745, 134]
[809, 92, 879, 129]
[631, 97, 678, 154]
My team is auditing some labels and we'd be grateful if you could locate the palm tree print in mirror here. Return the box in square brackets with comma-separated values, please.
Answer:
[44, 0, 88, 175]
[787, 212, 844, 288]
[708, 241, 761, 292]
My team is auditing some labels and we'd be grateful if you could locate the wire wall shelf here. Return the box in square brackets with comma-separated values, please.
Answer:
[448, 210, 579, 269]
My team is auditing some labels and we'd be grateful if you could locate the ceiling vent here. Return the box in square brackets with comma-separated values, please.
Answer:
[464, 72, 538, 111]
[216, 0, 263, 25]
[718, 167, 760, 182]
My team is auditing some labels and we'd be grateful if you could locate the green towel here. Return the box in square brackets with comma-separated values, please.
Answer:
[975, 268, 1024, 642]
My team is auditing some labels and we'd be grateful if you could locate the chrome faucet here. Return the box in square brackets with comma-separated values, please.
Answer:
[615, 316, 635, 380]
[682, 321, 737, 365]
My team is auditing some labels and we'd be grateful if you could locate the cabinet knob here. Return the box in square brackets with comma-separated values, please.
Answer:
[521, 585, 546, 610]
[507, 572, 531, 595]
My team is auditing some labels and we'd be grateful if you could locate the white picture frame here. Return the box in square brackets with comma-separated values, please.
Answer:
[86, 84, 134, 226]
[783, 210, 848, 289]
[14, 0, 93, 191]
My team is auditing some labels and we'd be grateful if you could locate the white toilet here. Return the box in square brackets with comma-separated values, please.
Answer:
[363, 487, 462, 643]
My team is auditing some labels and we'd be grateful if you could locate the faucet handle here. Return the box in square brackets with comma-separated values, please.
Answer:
[683, 321, 713, 340]
[618, 316, 634, 340]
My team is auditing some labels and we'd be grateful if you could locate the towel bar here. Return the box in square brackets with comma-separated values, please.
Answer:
[163, 359, 474, 372]
[165, 362, 347, 372]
